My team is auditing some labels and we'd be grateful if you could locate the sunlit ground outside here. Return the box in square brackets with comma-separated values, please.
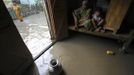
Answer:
[14, 12, 52, 58]
[3, 0, 52, 58]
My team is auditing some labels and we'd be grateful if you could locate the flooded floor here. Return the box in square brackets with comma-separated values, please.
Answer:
[35, 34, 134, 75]
[14, 12, 51, 57]
[35, 49, 53, 75]
[13, 12, 134, 75]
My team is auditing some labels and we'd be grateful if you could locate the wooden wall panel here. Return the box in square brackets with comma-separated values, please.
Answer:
[105, 0, 132, 34]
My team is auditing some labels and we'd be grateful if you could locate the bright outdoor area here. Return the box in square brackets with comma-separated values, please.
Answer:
[3, 0, 52, 58]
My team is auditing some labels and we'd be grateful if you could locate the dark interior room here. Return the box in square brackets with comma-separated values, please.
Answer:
[0, 0, 134, 75]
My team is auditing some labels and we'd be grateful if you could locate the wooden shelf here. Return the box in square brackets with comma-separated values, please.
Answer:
[69, 26, 129, 41]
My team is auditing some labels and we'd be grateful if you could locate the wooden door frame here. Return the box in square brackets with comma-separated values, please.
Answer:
[45, 0, 57, 40]
[42, 0, 56, 40]
[45, 0, 68, 41]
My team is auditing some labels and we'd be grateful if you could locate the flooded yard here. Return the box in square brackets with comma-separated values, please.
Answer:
[14, 12, 51, 57]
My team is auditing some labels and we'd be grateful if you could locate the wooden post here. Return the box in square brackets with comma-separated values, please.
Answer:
[46, 0, 68, 41]
[119, 30, 134, 54]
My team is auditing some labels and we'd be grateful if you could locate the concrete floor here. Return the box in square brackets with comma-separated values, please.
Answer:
[13, 12, 51, 57]
[35, 33, 134, 75]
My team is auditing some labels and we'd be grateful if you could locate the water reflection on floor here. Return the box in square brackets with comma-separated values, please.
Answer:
[35, 49, 53, 75]
[14, 12, 51, 58]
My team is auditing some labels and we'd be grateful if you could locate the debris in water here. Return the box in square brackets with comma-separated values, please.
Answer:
[106, 50, 115, 55]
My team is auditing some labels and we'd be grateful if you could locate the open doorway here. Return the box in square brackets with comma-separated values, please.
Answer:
[3, 0, 52, 58]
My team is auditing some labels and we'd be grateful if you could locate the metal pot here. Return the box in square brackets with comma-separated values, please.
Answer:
[48, 59, 62, 75]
